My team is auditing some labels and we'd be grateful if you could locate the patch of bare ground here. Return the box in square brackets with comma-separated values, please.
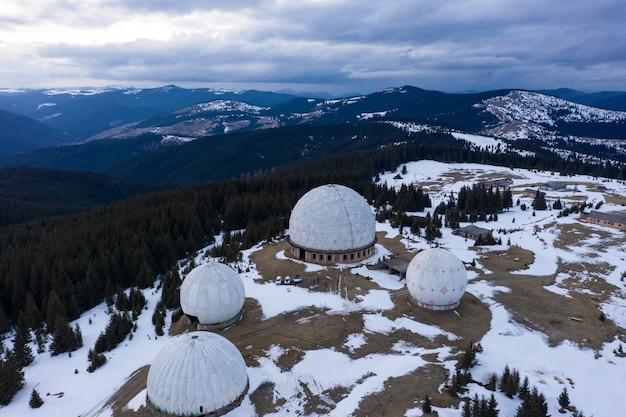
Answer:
[109, 235, 491, 416]
[107, 223, 625, 417]
[353, 364, 451, 417]
[108, 366, 150, 417]
[475, 228, 625, 350]
[248, 381, 280, 415]
[551, 222, 613, 250]
[604, 193, 626, 206]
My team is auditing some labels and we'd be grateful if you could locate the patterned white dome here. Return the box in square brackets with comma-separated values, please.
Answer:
[289, 184, 375, 251]
[147, 332, 248, 416]
[406, 248, 467, 310]
[180, 262, 245, 325]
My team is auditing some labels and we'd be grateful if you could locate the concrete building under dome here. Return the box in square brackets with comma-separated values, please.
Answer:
[147, 332, 249, 417]
[180, 262, 245, 330]
[406, 248, 467, 311]
[287, 184, 376, 265]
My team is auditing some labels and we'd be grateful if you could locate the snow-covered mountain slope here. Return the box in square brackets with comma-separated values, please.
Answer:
[86, 100, 278, 141]
[3, 85, 626, 171]
[0, 86, 297, 142]
[476, 90, 626, 140]
[479, 90, 626, 126]
[473, 90, 626, 162]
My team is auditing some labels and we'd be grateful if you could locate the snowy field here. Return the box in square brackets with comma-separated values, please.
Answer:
[2, 156, 626, 417]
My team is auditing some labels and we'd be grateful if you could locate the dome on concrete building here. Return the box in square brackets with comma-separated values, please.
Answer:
[287, 184, 376, 265]
[406, 248, 467, 311]
[180, 262, 245, 329]
[147, 332, 249, 417]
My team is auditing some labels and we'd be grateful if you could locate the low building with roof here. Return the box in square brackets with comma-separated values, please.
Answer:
[452, 225, 491, 240]
[522, 188, 544, 198]
[540, 181, 567, 191]
[476, 178, 513, 188]
[579, 210, 626, 231]
[381, 257, 410, 280]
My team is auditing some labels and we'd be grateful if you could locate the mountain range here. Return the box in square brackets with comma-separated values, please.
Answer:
[1, 85, 625, 186]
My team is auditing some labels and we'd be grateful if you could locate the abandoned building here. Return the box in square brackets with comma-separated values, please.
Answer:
[453, 225, 492, 240]
[579, 210, 626, 231]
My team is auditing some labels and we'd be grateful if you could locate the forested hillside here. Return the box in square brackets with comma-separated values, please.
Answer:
[0, 132, 625, 367]
[0, 166, 157, 227]
[0, 109, 71, 157]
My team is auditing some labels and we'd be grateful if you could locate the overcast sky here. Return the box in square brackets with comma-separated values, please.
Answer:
[1, 1, 624, 95]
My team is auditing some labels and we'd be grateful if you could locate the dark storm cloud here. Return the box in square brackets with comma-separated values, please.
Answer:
[2, 0, 625, 93]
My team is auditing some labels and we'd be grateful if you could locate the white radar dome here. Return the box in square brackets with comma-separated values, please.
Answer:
[288, 184, 376, 264]
[406, 248, 467, 310]
[147, 331, 248, 416]
[180, 262, 245, 328]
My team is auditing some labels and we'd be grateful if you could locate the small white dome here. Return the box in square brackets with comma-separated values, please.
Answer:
[406, 248, 467, 310]
[147, 332, 248, 416]
[180, 262, 245, 326]
[289, 184, 375, 251]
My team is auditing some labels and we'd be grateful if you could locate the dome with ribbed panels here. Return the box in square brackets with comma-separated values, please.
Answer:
[289, 184, 375, 251]
[147, 332, 248, 417]
[180, 262, 245, 326]
[406, 248, 467, 311]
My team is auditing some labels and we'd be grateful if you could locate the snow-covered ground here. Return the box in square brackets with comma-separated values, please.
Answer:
[2, 159, 625, 417]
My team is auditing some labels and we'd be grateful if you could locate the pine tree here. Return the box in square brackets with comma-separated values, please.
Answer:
[421, 394, 432, 414]
[509, 368, 520, 397]
[459, 341, 479, 370]
[16, 310, 32, 343]
[500, 365, 520, 398]
[503, 189, 514, 210]
[0, 304, 10, 334]
[557, 387, 570, 411]
[518, 376, 530, 401]
[471, 394, 482, 417]
[487, 393, 499, 417]
[10, 330, 34, 368]
[74, 324, 83, 349]
[532, 190, 547, 211]
[448, 370, 461, 397]
[87, 348, 107, 372]
[499, 365, 511, 393]
[515, 386, 548, 417]
[44, 291, 66, 334]
[35, 328, 48, 354]
[486, 373, 498, 391]
[462, 399, 472, 417]
[50, 314, 80, 356]
[29, 388, 44, 408]
[0, 358, 24, 405]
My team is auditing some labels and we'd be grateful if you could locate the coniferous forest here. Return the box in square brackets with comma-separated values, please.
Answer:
[1, 129, 625, 335]
[0, 126, 625, 405]
[0, 127, 624, 360]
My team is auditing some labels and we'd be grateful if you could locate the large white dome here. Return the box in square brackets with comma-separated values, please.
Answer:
[147, 332, 248, 416]
[180, 262, 245, 326]
[289, 184, 375, 251]
[406, 248, 467, 310]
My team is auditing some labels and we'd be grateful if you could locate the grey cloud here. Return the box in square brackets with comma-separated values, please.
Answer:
[3, 0, 626, 94]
